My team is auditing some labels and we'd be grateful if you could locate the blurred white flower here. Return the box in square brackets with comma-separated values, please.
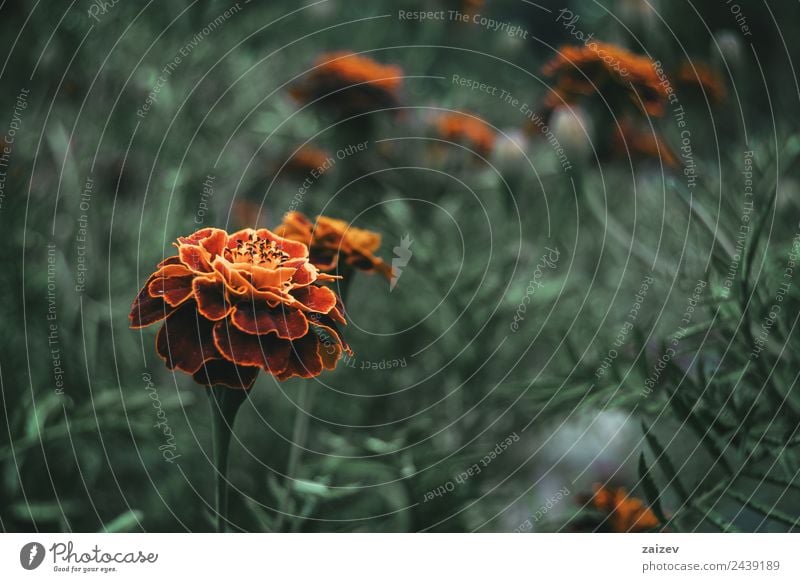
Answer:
[550, 105, 593, 162]
[714, 30, 745, 70]
[492, 128, 529, 166]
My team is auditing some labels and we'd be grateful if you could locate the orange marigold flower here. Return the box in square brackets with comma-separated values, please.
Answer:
[590, 484, 661, 532]
[435, 112, 496, 156]
[129, 227, 351, 388]
[286, 145, 332, 176]
[231, 200, 269, 229]
[290, 51, 403, 116]
[612, 119, 679, 168]
[461, 0, 485, 18]
[674, 61, 726, 105]
[275, 211, 392, 279]
[543, 42, 669, 116]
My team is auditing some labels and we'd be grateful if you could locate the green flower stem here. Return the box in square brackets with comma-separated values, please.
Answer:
[208, 385, 247, 533]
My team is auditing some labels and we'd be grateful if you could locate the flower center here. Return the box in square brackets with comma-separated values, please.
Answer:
[229, 234, 290, 268]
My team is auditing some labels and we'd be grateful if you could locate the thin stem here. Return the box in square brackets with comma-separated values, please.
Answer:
[275, 385, 315, 532]
[208, 385, 247, 533]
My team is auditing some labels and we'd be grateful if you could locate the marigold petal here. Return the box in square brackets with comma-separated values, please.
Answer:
[148, 275, 194, 307]
[193, 276, 232, 320]
[199, 228, 228, 258]
[275, 333, 324, 381]
[193, 359, 259, 389]
[319, 340, 342, 370]
[129, 282, 176, 328]
[156, 305, 221, 374]
[257, 228, 309, 259]
[212, 256, 255, 295]
[230, 299, 309, 339]
[177, 227, 218, 245]
[288, 262, 319, 286]
[179, 244, 213, 272]
[213, 320, 291, 373]
[151, 263, 194, 279]
[310, 315, 352, 355]
[156, 255, 184, 268]
[328, 293, 347, 325]
[250, 264, 297, 291]
[290, 285, 337, 314]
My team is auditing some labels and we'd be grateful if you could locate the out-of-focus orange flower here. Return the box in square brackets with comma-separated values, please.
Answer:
[231, 200, 268, 229]
[674, 61, 726, 105]
[461, 0, 485, 18]
[612, 118, 679, 168]
[541, 85, 580, 114]
[275, 211, 392, 280]
[543, 42, 668, 116]
[290, 51, 403, 116]
[590, 484, 661, 532]
[130, 227, 350, 388]
[435, 112, 496, 156]
[285, 145, 332, 176]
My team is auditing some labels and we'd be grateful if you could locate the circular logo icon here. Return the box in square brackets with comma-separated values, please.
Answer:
[19, 542, 45, 570]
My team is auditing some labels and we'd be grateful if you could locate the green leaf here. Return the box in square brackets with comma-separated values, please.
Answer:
[725, 489, 800, 530]
[11, 501, 80, 522]
[26, 392, 69, 439]
[292, 479, 331, 498]
[696, 504, 740, 532]
[99, 510, 143, 532]
[637, 452, 668, 527]
[245, 497, 274, 532]
[668, 387, 735, 475]
[641, 422, 690, 501]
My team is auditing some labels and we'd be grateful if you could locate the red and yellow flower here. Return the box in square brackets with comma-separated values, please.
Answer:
[290, 51, 403, 116]
[275, 211, 392, 279]
[589, 484, 661, 532]
[543, 42, 669, 116]
[129, 227, 350, 388]
[435, 112, 496, 156]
